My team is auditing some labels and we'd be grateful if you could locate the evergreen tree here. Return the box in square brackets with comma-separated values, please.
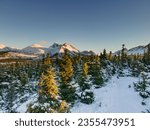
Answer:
[59, 51, 73, 83]
[78, 62, 91, 91]
[58, 100, 69, 113]
[41, 53, 52, 74]
[27, 66, 64, 113]
[102, 49, 107, 60]
[121, 44, 127, 67]
[100, 49, 108, 67]
[133, 72, 150, 98]
[108, 51, 113, 61]
[90, 59, 104, 88]
[19, 72, 28, 86]
[143, 44, 150, 65]
[59, 50, 76, 103]
[83, 62, 89, 77]
[38, 67, 58, 101]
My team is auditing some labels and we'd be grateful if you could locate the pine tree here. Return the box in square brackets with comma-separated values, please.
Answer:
[100, 49, 108, 67]
[78, 62, 94, 104]
[59, 51, 73, 84]
[41, 53, 52, 74]
[83, 62, 89, 77]
[59, 50, 76, 103]
[90, 61, 104, 88]
[19, 72, 28, 86]
[27, 66, 63, 113]
[58, 100, 69, 113]
[133, 72, 150, 98]
[38, 67, 58, 101]
[102, 49, 107, 60]
[121, 44, 127, 67]
[78, 62, 91, 91]
[143, 44, 150, 65]
[108, 51, 113, 61]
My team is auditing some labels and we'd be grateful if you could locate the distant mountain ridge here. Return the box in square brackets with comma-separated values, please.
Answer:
[113, 43, 150, 55]
[21, 44, 48, 55]
[0, 44, 19, 52]
[0, 42, 150, 59]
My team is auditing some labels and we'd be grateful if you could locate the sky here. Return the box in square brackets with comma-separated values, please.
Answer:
[0, 0, 150, 53]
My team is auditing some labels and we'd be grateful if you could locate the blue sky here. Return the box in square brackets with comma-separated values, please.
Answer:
[0, 0, 150, 52]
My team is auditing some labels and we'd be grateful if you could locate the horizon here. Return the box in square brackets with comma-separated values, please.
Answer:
[0, 0, 150, 53]
[0, 41, 149, 54]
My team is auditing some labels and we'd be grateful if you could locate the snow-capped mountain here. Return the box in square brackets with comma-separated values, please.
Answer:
[127, 46, 146, 55]
[49, 43, 80, 56]
[21, 44, 48, 55]
[0, 44, 19, 52]
[0, 43, 43, 59]
[114, 43, 150, 55]
[0, 43, 81, 59]
[1, 42, 150, 60]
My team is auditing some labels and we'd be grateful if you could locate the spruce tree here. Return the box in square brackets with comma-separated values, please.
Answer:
[83, 62, 89, 77]
[121, 44, 127, 67]
[79, 62, 94, 104]
[90, 60, 104, 88]
[133, 72, 150, 98]
[41, 53, 52, 74]
[77, 62, 90, 91]
[59, 51, 73, 83]
[59, 50, 76, 103]
[27, 66, 62, 113]
[38, 67, 58, 101]
[108, 51, 113, 61]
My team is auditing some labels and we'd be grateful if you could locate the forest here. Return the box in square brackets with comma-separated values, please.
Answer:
[0, 44, 150, 113]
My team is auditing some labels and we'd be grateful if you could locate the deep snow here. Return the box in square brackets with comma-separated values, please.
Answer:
[71, 76, 150, 113]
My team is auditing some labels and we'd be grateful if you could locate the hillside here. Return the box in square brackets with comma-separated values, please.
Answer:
[0, 43, 150, 113]
[71, 76, 150, 113]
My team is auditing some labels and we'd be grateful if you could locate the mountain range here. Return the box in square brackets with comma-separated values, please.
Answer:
[0, 42, 150, 59]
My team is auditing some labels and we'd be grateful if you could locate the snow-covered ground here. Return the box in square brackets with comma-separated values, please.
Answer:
[1, 75, 150, 113]
[16, 94, 38, 113]
[71, 76, 150, 113]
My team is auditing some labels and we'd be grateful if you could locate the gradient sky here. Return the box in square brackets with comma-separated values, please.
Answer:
[0, 0, 150, 53]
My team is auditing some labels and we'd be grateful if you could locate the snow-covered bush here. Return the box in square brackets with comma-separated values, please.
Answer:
[80, 90, 94, 104]
[133, 72, 150, 98]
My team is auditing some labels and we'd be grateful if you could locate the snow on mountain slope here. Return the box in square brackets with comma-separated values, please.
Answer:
[62, 43, 79, 53]
[49, 43, 80, 56]
[21, 44, 47, 55]
[0, 44, 19, 52]
[49, 43, 61, 56]
[71, 76, 150, 113]
[0, 43, 80, 59]
[113, 43, 150, 55]
[128, 46, 146, 55]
